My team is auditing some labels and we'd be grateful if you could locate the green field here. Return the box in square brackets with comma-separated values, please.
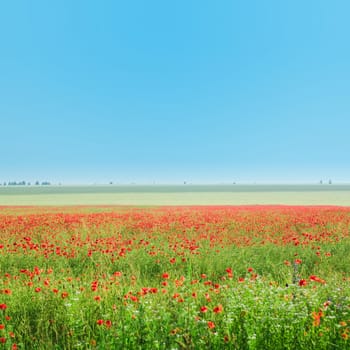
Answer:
[0, 184, 350, 206]
[1, 205, 350, 349]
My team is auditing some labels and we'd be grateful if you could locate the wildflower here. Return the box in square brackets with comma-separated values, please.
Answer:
[105, 320, 112, 328]
[225, 268, 233, 278]
[213, 304, 223, 314]
[207, 321, 215, 329]
[0, 304, 7, 310]
[175, 277, 185, 287]
[200, 306, 208, 313]
[129, 295, 138, 302]
[61, 292, 69, 299]
[294, 259, 302, 265]
[312, 310, 324, 327]
[91, 281, 98, 292]
[299, 279, 307, 287]
[310, 275, 325, 284]
[323, 300, 331, 308]
[162, 273, 169, 279]
[96, 319, 104, 326]
[44, 279, 50, 286]
[170, 328, 180, 335]
[250, 273, 258, 281]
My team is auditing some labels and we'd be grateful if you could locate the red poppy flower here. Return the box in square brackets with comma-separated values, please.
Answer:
[200, 306, 208, 313]
[207, 321, 215, 329]
[213, 304, 223, 314]
[299, 279, 307, 287]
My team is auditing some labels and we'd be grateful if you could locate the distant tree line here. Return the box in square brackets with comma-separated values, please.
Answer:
[319, 180, 332, 185]
[1, 181, 51, 186]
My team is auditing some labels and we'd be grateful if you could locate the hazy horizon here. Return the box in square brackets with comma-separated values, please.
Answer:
[1, 180, 349, 186]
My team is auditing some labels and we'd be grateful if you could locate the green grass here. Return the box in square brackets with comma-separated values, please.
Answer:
[1, 206, 350, 348]
[1, 185, 350, 205]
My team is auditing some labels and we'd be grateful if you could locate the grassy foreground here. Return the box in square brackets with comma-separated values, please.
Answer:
[0, 205, 350, 349]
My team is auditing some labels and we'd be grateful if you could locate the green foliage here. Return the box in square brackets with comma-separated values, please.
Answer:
[0, 206, 350, 349]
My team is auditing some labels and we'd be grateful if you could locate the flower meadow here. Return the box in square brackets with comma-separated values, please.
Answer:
[0, 205, 350, 349]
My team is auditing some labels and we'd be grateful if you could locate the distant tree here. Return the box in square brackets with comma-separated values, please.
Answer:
[35, 181, 40, 185]
[319, 180, 323, 185]
[329, 179, 332, 185]
[27, 182, 31, 186]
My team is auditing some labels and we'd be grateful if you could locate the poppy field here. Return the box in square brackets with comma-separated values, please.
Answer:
[0, 205, 350, 349]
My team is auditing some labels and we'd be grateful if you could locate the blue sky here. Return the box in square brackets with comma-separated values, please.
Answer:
[1, 0, 349, 184]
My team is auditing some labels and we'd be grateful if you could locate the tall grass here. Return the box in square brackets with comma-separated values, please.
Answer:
[0, 206, 349, 349]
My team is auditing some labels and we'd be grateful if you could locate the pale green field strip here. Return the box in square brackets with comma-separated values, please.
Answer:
[0, 185, 350, 206]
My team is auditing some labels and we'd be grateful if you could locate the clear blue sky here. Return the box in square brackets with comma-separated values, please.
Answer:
[1, 0, 349, 184]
